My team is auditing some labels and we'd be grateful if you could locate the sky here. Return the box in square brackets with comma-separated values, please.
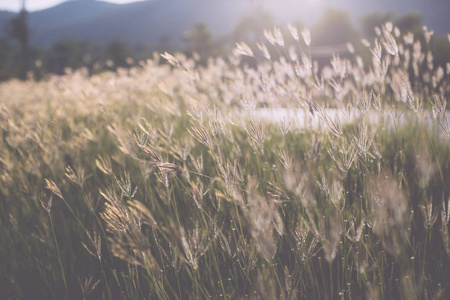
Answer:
[0, 0, 144, 12]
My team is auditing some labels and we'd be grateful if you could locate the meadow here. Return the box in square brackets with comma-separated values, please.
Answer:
[0, 24, 449, 299]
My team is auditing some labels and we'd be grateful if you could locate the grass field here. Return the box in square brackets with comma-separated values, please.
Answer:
[0, 24, 449, 299]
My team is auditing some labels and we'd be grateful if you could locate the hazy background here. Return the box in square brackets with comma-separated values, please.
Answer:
[1, 0, 449, 80]
[1, 0, 144, 11]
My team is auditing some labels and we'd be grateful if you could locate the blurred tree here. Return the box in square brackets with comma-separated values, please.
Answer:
[313, 9, 359, 46]
[6, 0, 30, 79]
[310, 8, 360, 67]
[0, 38, 20, 80]
[232, 8, 274, 44]
[49, 38, 99, 74]
[430, 36, 450, 71]
[106, 39, 130, 68]
[395, 13, 423, 35]
[183, 22, 212, 58]
[361, 12, 423, 40]
[50, 39, 80, 74]
[360, 12, 449, 69]
[360, 12, 395, 39]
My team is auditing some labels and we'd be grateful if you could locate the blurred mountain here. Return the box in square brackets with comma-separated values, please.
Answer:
[20, 0, 254, 48]
[0, 0, 448, 48]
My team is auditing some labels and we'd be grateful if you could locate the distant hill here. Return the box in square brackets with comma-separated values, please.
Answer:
[25, 0, 255, 48]
[1, 0, 449, 48]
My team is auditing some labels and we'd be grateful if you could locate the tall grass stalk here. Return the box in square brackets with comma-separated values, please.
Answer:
[49, 213, 67, 290]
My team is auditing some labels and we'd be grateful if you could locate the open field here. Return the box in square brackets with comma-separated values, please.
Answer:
[0, 24, 450, 299]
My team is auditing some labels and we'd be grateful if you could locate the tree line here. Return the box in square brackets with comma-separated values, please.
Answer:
[1, 7, 449, 81]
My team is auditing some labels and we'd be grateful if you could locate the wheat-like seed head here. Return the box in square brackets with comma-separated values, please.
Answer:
[78, 275, 100, 297]
[301, 27, 311, 46]
[45, 179, 64, 200]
